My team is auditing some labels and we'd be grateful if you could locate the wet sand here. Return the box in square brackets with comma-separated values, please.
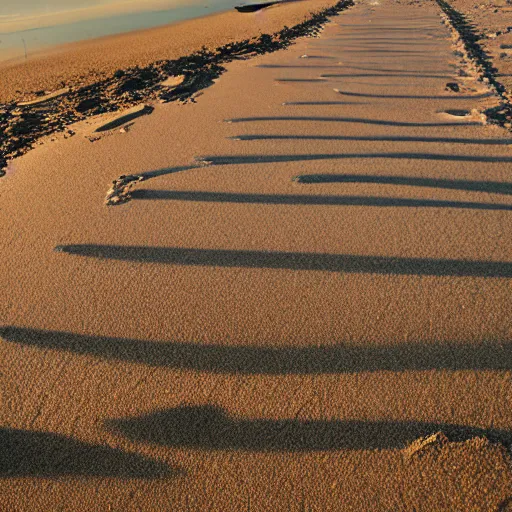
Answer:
[1, 0, 512, 510]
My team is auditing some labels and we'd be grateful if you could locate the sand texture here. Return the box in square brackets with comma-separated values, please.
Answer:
[1, 0, 512, 510]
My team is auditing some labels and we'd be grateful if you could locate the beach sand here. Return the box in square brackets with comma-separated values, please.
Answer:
[0, 0, 339, 104]
[1, 0, 512, 510]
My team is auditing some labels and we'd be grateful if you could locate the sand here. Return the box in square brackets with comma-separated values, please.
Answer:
[447, 0, 512, 109]
[1, 0, 512, 510]
[0, 0, 341, 104]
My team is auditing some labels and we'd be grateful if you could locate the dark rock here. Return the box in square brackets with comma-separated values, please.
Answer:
[117, 77, 145, 93]
[76, 97, 101, 113]
[445, 82, 460, 92]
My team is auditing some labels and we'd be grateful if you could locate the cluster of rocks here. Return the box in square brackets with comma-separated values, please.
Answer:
[437, 0, 512, 127]
[105, 174, 146, 205]
[0, 0, 354, 177]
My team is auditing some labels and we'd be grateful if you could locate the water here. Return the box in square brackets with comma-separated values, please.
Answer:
[0, 0, 248, 63]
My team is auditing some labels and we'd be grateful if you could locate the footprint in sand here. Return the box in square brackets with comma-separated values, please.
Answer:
[441, 109, 471, 117]
[438, 108, 488, 124]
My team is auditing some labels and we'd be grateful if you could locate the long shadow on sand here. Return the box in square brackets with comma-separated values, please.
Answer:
[321, 73, 451, 78]
[275, 78, 327, 82]
[314, 45, 435, 51]
[139, 165, 197, 180]
[225, 116, 481, 126]
[259, 65, 346, 69]
[232, 134, 512, 145]
[318, 40, 443, 46]
[259, 65, 447, 71]
[337, 65, 452, 73]
[51, 246, 512, 277]
[3, 326, 512, 374]
[0, 428, 174, 478]
[335, 90, 493, 100]
[336, 25, 438, 30]
[340, 82, 422, 88]
[292, 174, 512, 194]
[294, 55, 338, 59]
[106, 405, 512, 451]
[129, 190, 512, 211]
[282, 102, 368, 105]
[199, 153, 512, 165]
[332, 50, 431, 55]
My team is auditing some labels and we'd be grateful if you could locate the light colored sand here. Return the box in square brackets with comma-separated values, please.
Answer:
[1, 0, 512, 510]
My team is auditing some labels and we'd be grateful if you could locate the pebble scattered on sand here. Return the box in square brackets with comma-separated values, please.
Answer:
[404, 432, 448, 459]
[438, 0, 512, 126]
[105, 174, 146, 205]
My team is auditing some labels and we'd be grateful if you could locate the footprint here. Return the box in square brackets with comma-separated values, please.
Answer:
[439, 109, 486, 123]
[441, 109, 471, 117]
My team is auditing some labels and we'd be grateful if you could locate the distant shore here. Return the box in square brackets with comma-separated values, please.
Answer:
[0, 0, 336, 104]
[0, 0, 243, 67]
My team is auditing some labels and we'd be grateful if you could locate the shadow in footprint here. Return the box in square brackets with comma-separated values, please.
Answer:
[107, 405, 512, 451]
[0, 428, 175, 478]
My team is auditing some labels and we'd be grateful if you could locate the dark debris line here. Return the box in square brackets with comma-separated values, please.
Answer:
[0, 0, 354, 176]
[437, 0, 512, 127]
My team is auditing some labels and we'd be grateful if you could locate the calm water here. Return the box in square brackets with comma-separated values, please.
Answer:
[0, 0, 248, 63]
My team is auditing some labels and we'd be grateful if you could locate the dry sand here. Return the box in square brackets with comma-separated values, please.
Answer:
[1, 0, 512, 510]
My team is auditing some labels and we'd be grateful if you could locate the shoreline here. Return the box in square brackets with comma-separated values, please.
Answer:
[0, 1, 244, 68]
[0, 0, 338, 104]
[0, 7, 234, 71]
